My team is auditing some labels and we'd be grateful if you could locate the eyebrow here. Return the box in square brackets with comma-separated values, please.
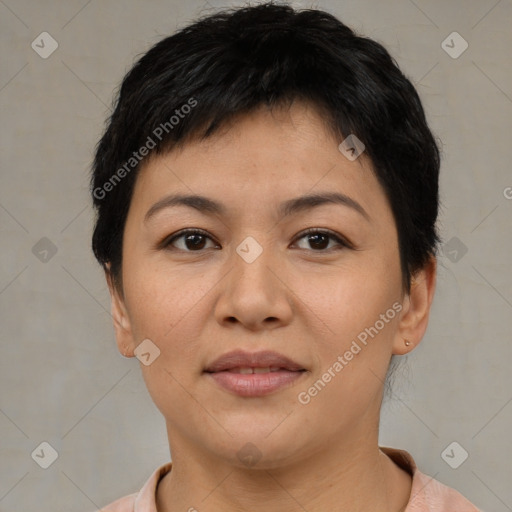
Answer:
[144, 191, 370, 223]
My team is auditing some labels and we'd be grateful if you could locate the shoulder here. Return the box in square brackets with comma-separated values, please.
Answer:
[96, 462, 172, 512]
[411, 469, 482, 511]
[380, 446, 482, 512]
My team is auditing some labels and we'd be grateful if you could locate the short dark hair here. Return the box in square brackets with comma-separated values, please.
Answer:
[91, 1, 440, 292]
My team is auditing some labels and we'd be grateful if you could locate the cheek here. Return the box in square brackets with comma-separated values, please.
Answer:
[291, 260, 401, 405]
[124, 259, 207, 337]
[125, 267, 217, 422]
[296, 292, 399, 428]
[291, 254, 401, 340]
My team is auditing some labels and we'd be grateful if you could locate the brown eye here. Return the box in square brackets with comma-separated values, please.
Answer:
[164, 229, 218, 251]
[293, 229, 350, 251]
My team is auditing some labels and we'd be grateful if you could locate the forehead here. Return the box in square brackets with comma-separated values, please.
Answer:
[129, 101, 390, 225]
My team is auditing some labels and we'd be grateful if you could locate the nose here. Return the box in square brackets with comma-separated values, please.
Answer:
[214, 240, 293, 332]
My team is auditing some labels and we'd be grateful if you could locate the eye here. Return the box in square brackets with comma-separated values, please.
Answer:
[160, 228, 351, 253]
[162, 229, 219, 252]
[292, 228, 351, 251]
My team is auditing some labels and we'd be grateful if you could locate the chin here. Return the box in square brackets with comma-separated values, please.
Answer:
[201, 420, 310, 468]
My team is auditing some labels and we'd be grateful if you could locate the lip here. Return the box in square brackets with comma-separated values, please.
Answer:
[205, 349, 304, 373]
[204, 350, 306, 397]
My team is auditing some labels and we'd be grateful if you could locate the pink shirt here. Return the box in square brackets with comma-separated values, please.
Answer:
[99, 446, 481, 511]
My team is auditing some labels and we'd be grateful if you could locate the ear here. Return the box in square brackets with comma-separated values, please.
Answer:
[105, 266, 136, 358]
[392, 256, 437, 355]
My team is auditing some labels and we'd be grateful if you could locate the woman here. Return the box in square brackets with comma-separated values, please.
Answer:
[90, 3, 481, 510]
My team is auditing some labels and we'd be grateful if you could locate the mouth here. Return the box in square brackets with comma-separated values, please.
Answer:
[204, 350, 307, 397]
[221, 366, 289, 374]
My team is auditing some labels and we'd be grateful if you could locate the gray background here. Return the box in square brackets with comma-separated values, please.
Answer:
[1, 0, 511, 510]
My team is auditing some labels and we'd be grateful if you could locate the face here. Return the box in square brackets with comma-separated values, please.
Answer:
[109, 101, 435, 469]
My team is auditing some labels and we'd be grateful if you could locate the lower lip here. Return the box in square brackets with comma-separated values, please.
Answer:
[206, 370, 305, 397]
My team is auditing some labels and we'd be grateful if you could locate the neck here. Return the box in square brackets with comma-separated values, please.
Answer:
[156, 425, 411, 512]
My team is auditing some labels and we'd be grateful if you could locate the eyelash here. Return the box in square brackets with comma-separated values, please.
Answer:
[160, 228, 353, 253]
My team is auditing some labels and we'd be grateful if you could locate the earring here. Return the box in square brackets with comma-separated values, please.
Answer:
[404, 339, 411, 346]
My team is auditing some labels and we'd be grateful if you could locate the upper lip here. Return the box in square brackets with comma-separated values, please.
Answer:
[204, 350, 305, 372]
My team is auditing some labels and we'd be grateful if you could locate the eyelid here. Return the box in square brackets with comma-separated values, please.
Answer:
[159, 228, 220, 251]
[160, 227, 353, 252]
[291, 227, 354, 250]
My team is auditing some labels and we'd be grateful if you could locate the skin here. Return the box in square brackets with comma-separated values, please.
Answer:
[106, 101, 436, 512]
